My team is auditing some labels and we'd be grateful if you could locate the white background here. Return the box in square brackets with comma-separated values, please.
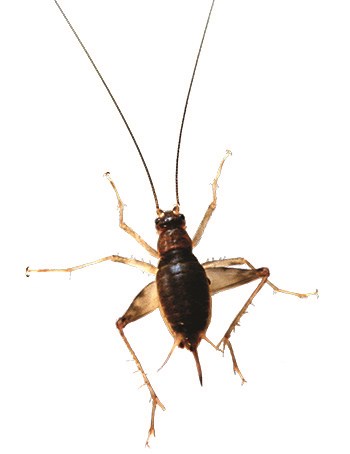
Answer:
[1, 0, 349, 452]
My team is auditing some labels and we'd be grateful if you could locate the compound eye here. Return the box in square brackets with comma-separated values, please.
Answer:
[177, 214, 185, 225]
[155, 217, 167, 228]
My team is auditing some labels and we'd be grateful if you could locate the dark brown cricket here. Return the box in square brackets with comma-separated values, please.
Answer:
[156, 210, 211, 384]
[27, 0, 318, 446]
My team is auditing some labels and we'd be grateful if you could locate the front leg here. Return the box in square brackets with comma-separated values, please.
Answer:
[192, 150, 231, 248]
[104, 172, 158, 258]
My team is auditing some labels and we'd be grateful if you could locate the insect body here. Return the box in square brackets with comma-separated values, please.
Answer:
[156, 210, 211, 381]
[27, 0, 318, 445]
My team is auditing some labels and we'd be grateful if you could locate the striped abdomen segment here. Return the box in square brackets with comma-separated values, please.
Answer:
[156, 249, 211, 350]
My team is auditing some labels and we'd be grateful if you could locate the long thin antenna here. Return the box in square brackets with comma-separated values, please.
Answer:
[175, 0, 216, 208]
[53, 0, 160, 212]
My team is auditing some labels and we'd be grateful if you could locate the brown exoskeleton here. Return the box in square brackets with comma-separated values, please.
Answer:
[27, 0, 318, 445]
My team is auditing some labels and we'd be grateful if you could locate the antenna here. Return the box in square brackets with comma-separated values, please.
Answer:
[175, 0, 216, 208]
[53, 0, 160, 212]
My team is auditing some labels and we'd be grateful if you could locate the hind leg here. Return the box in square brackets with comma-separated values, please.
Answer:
[116, 281, 163, 446]
[204, 257, 318, 298]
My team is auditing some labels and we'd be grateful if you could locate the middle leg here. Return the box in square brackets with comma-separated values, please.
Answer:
[26, 255, 157, 276]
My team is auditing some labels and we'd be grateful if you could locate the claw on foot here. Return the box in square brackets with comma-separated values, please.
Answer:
[145, 429, 154, 448]
[298, 288, 319, 299]
[145, 395, 165, 447]
[218, 336, 247, 384]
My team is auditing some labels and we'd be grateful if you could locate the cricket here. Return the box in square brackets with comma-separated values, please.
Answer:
[27, 0, 318, 445]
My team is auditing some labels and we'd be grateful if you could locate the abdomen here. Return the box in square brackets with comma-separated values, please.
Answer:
[156, 249, 211, 350]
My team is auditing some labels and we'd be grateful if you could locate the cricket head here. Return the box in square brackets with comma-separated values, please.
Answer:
[155, 208, 191, 256]
[155, 207, 186, 233]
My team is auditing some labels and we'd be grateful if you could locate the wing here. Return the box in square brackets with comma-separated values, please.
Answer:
[119, 281, 159, 326]
[205, 267, 264, 295]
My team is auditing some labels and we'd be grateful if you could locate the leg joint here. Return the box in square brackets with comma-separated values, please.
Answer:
[258, 267, 270, 278]
[116, 317, 126, 330]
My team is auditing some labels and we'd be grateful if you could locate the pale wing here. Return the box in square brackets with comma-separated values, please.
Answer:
[205, 267, 263, 295]
[119, 281, 159, 326]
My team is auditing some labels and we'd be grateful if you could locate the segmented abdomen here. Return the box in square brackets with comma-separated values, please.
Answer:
[156, 249, 211, 349]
